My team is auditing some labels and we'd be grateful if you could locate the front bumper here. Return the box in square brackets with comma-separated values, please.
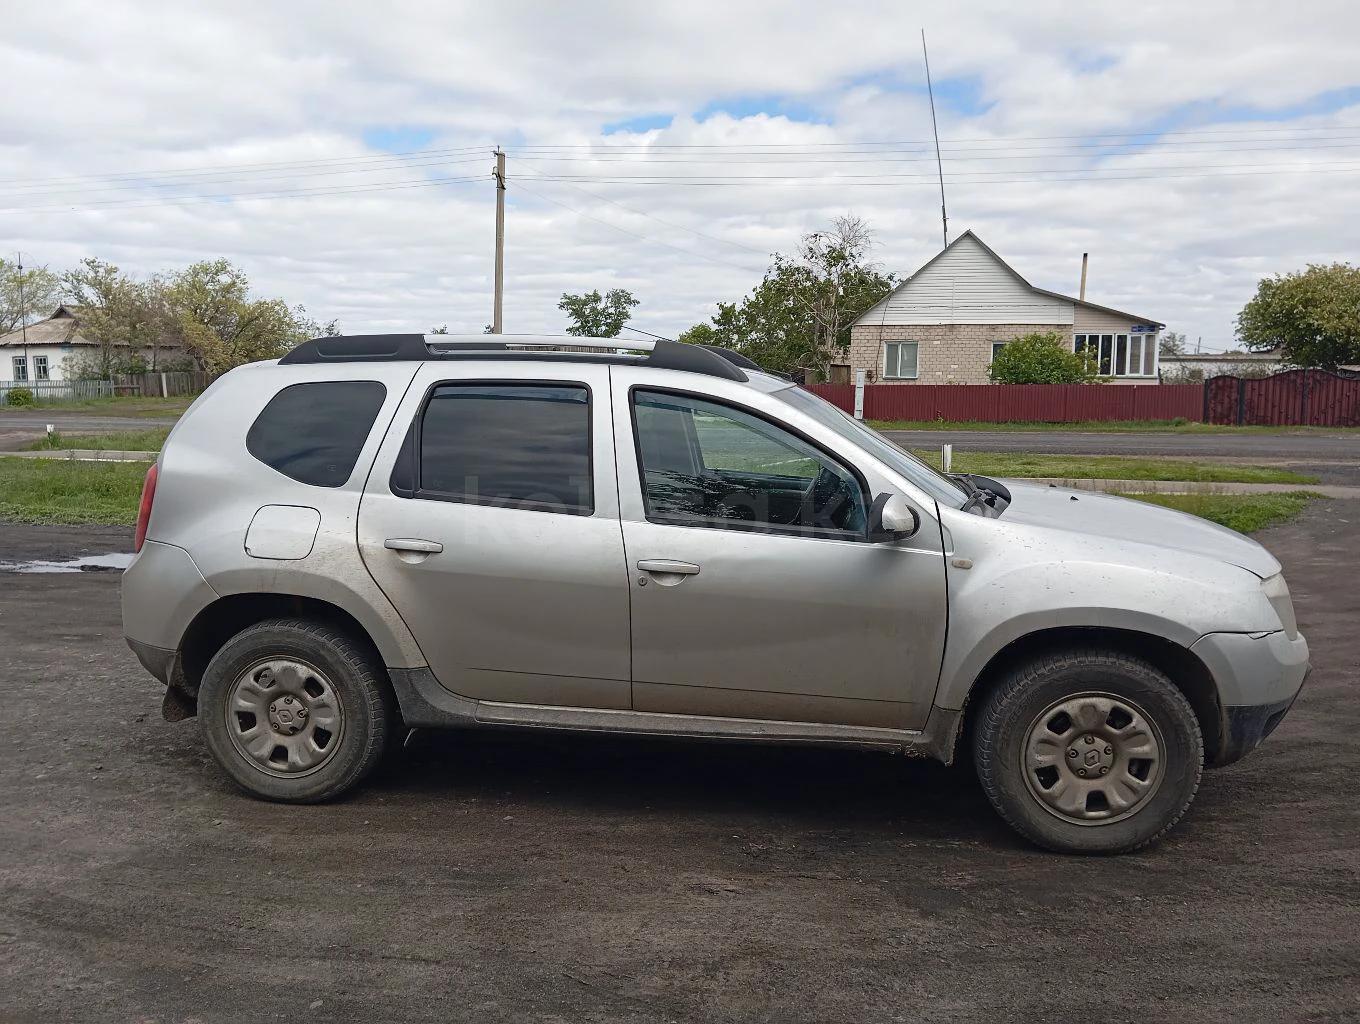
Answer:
[1191, 629, 1310, 766]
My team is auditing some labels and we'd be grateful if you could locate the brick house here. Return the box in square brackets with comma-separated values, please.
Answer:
[840, 230, 1164, 385]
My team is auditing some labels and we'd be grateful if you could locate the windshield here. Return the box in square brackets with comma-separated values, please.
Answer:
[774, 385, 971, 507]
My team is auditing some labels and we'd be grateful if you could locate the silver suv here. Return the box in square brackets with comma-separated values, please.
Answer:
[122, 334, 1309, 854]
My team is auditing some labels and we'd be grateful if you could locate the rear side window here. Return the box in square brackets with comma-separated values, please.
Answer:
[412, 383, 592, 514]
[247, 381, 386, 487]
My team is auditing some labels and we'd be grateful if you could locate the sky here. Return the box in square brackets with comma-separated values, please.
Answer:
[4, 1, 1358, 353]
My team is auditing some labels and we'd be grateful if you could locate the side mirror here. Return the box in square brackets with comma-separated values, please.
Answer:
[867, 493, 920, 543]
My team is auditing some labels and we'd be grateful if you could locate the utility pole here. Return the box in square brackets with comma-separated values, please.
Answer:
[921, 30, 948, 249]
[16, 252, 29, 379]
[492, 148, 506, 334]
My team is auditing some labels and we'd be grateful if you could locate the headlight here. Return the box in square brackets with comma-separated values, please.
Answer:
[1261, 573, 1298, 640]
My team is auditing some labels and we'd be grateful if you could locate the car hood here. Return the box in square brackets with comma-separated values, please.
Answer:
[996, 480, 1282, 578]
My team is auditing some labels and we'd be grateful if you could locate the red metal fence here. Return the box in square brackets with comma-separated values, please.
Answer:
[805, 382, 1203, 423]
[1204, 369, 1360, 426]
[807, 371, 1360, 425]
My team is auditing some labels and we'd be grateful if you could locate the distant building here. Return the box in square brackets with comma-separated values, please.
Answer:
[0, 306, 184, 382]
[1158, 349, 1284, 380]
[842, 230, 1164, 385]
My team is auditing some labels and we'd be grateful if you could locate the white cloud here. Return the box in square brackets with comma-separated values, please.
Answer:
[5, 0, 1359, 350]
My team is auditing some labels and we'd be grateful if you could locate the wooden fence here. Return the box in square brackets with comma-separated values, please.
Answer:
[111, 370, 213, 397]
[0, 379, 114, 405]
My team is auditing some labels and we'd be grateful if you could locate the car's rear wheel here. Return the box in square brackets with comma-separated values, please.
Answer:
[973, 649, 1203, 854]
[198, 618, 395, 802]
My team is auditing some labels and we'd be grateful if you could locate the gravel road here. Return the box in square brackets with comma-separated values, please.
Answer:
[1, 504, 1357, 1022]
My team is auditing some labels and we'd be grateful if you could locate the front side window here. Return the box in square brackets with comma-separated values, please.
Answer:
[247, 380, 387, 487]
[12, 356, 27, 382]
[991, 341, 1007, 363]
[415, 383, 592, 515]
[632, 389, 866, 538]
[883, 341, 918, 380]
[34, 356, 49, 381]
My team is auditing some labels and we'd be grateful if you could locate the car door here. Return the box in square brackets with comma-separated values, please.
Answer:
[612, 369, 948, 731]
[357, 363, 632, 709]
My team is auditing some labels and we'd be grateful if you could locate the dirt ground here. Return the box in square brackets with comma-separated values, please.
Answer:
[1, 504, 1357, 1023]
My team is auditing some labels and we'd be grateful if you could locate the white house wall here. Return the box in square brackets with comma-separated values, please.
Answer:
[859, 234, 1075, 327]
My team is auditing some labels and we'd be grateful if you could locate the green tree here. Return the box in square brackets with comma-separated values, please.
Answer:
[558, 288, 639, 337]
[1159, 331, 1187, 357]
[988, 331, 1097, 384]
[62, 259, 172, 377]
[0, 258, 63, 333]
[678, 216, 896, 377]
[1236, 263, 1360, 371]
[166, 259, 319, 374]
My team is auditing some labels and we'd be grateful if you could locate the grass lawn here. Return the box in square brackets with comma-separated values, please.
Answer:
[1120, 491, 1321, 534]
[0, 457, 148, 525]
[29, 427, 171, 452]
[908, 449, 1317, 485]
[0, 396, 193, 417]
[871, 418, 1358, 434]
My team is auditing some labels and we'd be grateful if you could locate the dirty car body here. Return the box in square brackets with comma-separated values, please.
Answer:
[122, 334, 1308, 854]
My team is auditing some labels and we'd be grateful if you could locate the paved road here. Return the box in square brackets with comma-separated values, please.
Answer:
[884, 428, 1360, 460]
[2, 508, 1357, 1022]
[0, 411, 179, 451]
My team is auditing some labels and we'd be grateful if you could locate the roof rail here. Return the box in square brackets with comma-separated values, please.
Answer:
[279, 333, 749, 382]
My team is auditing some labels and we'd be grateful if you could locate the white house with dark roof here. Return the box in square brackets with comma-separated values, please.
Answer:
[842, 230, 1165, 385]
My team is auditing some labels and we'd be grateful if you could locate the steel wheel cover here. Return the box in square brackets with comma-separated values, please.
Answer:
[225, 658, 345, 778]
[1021, 691, 1165, 826]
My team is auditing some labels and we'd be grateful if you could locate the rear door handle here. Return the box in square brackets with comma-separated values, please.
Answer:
[637, 559, 700, 575]
[385, 538, 444, 554]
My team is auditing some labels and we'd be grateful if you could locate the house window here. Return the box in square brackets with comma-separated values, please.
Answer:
[991, 342, 1007, 363]
[34, 356, 49, 381]
[1074, 333, 1157, 378]
[11, 356, 27, 382]
[883, 341, 919, 380]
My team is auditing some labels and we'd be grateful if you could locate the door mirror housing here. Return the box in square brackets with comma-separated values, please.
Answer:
[867, 493, 920, 543]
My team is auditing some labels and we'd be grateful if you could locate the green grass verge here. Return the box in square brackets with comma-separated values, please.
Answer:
[0, 396, 192, 416]
[1119, 491, 1321, 534]
[871, 418, 1357, 434]
[0, 457, 148, 525]
[907, 449, 1316, 484]
[29, 427, 171, 452]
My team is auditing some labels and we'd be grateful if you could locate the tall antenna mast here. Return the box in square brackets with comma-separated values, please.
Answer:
[921, 30, 948, 249]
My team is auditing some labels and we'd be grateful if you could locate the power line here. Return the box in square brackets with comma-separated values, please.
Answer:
[0, 173, 488, 214]
[0, 155, 493, 200]
[512, 169, 769, 256]
[0, 145, 492, 188]
[507, 179, 761, 273]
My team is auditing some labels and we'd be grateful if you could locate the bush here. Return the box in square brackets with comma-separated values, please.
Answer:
[6, 386, 34, 407]
[989, 331, 1097, 384]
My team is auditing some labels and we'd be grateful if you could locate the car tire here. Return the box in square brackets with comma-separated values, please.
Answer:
[973, 648, 1203, 855]
[198, 618, 395, 803]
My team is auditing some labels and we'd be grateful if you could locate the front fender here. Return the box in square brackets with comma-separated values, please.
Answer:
[932, 540, 1277, 712]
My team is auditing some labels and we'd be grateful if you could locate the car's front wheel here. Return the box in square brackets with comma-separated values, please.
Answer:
[198, 618, 396, 802]
[973, 649, 1204, 854]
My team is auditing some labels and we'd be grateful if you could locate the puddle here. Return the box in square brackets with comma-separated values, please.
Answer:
[0, 553, 134, 574]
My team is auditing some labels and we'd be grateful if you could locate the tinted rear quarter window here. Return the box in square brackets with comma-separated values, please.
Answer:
[247, 380, 387, 487]
[416, 383, 592, 514]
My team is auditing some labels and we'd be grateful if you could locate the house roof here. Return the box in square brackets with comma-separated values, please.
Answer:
[852, 229, 1165, 329]
[0, 305, 94, 348]
[0, 305, 181, 350]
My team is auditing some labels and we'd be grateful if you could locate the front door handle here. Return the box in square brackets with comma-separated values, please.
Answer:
[385, 538, 444, 554]
[637, 559, 700, 575]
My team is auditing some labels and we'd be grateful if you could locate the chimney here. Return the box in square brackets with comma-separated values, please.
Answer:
[1079, 253, 1089, 302]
